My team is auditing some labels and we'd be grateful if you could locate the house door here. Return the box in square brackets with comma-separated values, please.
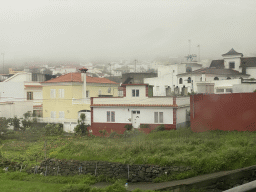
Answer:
[132, 110, 140, 128]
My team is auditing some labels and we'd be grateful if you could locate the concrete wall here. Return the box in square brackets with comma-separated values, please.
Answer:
[0, 82, 25, 101]
[190, 93, 256, 132]
[0, 101, 33, 118]
[246, 67, 256, 79]
[233, 83, 256, 93]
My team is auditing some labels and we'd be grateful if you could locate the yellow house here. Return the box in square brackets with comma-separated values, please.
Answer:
[40, 69, 118, 131]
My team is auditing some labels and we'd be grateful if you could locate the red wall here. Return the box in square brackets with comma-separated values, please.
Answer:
[190, 93, 256, 132]
[90, 123, 176, 136]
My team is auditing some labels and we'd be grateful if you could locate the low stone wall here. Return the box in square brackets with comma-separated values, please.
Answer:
[29, 159, 193, 182]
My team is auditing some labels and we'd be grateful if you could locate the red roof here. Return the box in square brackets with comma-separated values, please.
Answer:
[43, 72, 117, 84]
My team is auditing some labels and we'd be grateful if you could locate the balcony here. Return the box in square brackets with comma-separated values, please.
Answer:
[72, 98, 90, 105]
[36, 117, 77, 124]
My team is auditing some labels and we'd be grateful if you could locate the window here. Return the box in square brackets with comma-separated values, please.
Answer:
[132, 89, 139, 97]
[59, 111, 65, 118]
[214, 77, 219, 80]
[188, 77, 191, 83]
[108, 88, 111, 93]
[27, 92, 33, 100]
[107, 111, 115, 122]
[50, 111, 56, 118]
[98, 89, 102, 95]
[229, 62, 235, 69]
[50, 89, 56, 98]
[227, 77, 231, 80]
[179, 78, 183, 84]
[216, 89, 224, 93]
[59, 89, 64, 98]
[154, 112, 163, 123]
[86, 91, 90, 98]
[132, 111, 140, 114]
[226, 89, 232, 93]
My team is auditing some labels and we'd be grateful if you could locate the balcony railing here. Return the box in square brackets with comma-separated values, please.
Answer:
[36, 117, 77, 124]
[72, 98, 90, 105]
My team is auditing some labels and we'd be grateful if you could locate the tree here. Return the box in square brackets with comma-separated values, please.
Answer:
[12, 116, 20, 131]
[74, 114, 88, 136]
[21, 111, 32, 131]
[0, 117, 9, 135]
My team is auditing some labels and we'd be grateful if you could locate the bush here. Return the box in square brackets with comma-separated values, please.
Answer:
[11, 116, 20, 131]
[124, 124, 133, 131]
[140, 124, 149, 128]
[154, 124, 165, 132]
[44, 123, 63, 136]
[74, 114, 88, 136]
[0, 117, 10, 135]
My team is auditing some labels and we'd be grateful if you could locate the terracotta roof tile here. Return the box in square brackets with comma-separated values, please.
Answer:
[43, 72, 117, 84]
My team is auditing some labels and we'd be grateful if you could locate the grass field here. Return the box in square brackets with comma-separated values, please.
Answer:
[1, 128, 256, 182]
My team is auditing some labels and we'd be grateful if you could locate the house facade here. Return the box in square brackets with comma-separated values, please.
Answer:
[90, 84, 190, 136]
[0, 72, 44, 118]
[41, 69, 119, 132]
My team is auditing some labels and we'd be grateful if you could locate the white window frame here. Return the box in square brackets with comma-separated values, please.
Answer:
[51, 111, 56, 119]
[107, 111, 115, 122]
[50, 89, 56, 98]
[59, 89, 64, 98]
[154, 112, 163, 123]
[59, 111, 65, 118]
[132, 89, 139, 97]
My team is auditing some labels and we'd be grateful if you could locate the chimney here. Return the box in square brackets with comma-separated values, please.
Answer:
[79, 67, 88, 99]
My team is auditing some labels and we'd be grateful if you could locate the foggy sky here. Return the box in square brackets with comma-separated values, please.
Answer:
[1, 0, 256, 63]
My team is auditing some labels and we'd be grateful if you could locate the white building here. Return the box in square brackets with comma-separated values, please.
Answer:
[90, 84, 190, 136]
[144, 62, 202, 96]
[0, 72, 44, 117]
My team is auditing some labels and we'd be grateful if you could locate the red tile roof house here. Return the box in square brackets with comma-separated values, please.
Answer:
[89, 84, 190, 136]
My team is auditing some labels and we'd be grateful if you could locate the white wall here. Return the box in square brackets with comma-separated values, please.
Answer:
[0, 101, 33, 118]
[93, 107, 173, 124]
[233, 84, 256, 93]
[176, 107, 189, 124]
[223, 56, 242, 72]
[176, 97, 190, 106]
[126, 85, 146, 98]
[5, 73, 31, 82]
[0, 82, 25, 101]
[246, 68, 256, 79]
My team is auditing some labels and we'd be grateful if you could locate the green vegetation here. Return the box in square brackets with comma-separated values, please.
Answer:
[1, 127, 256, 183]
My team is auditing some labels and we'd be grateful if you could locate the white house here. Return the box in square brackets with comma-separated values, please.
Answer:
[144, 62, 202, 96]
[90, 84, 190, 136]
[0, 72, 44, 117]
[177, 48, 252, 94]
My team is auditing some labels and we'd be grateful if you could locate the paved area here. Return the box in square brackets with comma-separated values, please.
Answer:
[92, 165, 256, 191]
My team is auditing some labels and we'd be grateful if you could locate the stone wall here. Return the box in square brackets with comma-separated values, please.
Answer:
[29, 159, 193, 182]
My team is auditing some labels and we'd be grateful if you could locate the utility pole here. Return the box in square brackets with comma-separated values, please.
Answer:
[197, 45, 200, 62]
[134, 59, 137, 72]
[1, 53, 4, 74]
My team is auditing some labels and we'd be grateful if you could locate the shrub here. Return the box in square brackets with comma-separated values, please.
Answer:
[154, 124, 165, 132]
[74, 114, 88, 136]
[44, 123, 63, 136]
[0, 117, 10, 135]
[21, 111, 33, 131]
[99, 129, 107, 137]
[11, 116, 20, 131]
[140, 124, 149, 128]
[108, 131, 119, 138]
[124, 124, 133, 131]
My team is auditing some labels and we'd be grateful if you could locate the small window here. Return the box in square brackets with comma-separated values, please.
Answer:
[137, 111, 140, 114]
[154, 112, 158, 123]
[51, 111, 56, 118]
[108, 88, 111, 93]
[27, 92, 33, 100]
[107, 111, 110, 122]
[111, 111, 115, 122]
[226, 89, 232, 93]
[98, 89, 102, 95]
[179, 78, 183, 84]
[107, 111, 115, 122]
[227, 77, 231, 80]
[214, 77, 219, 80]
[132, 89, 139, 97]
[133, 111, 136, 114]
[59, 89, 64, 98]
[59, 111, 65, 118]
[188, 77, 191, 83]
[86, 91, 89, 98]
[154, 112, 163, 123]
[216, 89, 224, 93]
[50, 89, 56, 98]
[229, 62, 235, 69]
